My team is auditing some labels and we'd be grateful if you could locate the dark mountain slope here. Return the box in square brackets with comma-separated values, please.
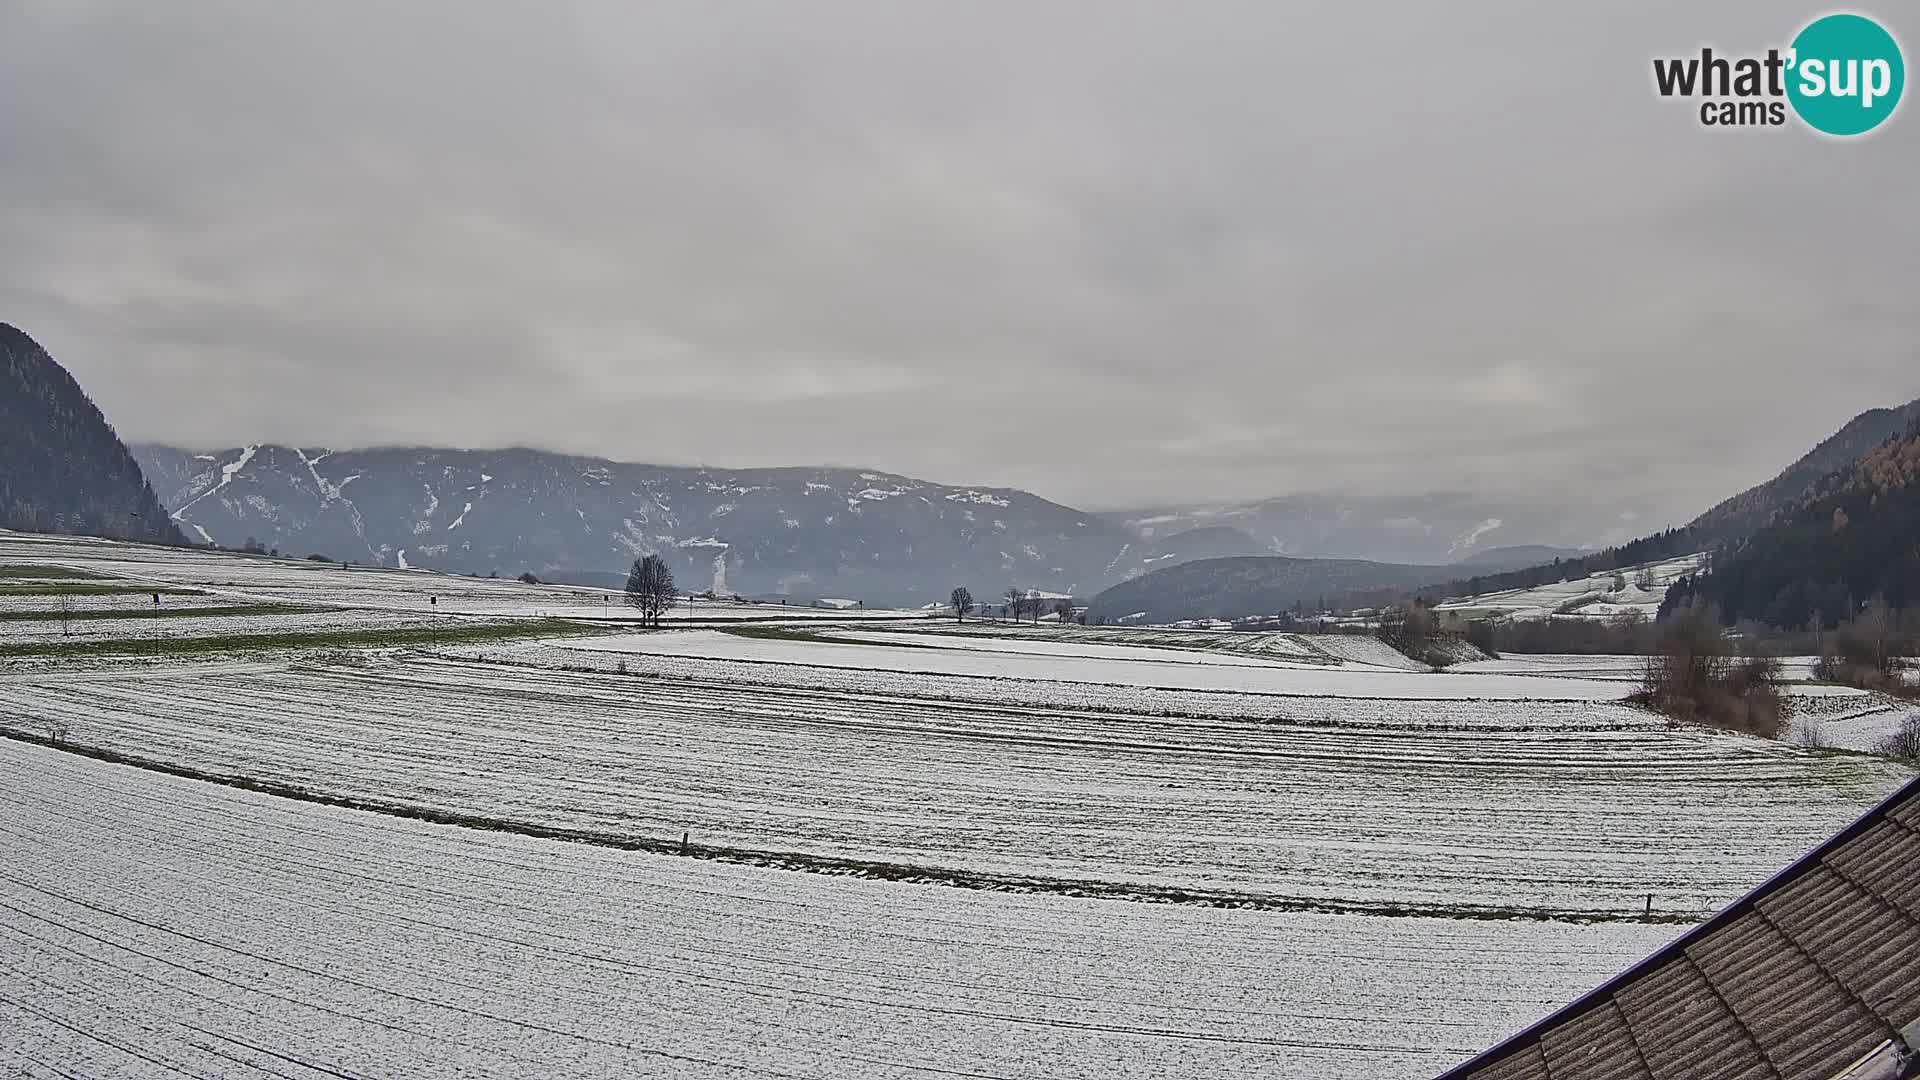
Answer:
[1419, 397, 1920, 607]
[1453, 545, 1587, 569]
[134, 444, 1136, 606]
[1120, 526, 1274, 576]
[1101, 493, 1627, 566]
[0, 324, 183, 544]
[1663, 419, 1920, 627]
[1100, 397, 1920, 625]
[1688, 396, 1920, 542]
[1085, 555, 1446, 624]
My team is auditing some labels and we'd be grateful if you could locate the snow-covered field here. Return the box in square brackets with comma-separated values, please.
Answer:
[857, 623, 1430, 668]
[0, 591, 231, 613]
[1784, 693, 1917, 752]
[1456, 653, 1807, 682]
[0, 740, 1680, 1080]
[1435, 553, 1707, 622]
[838, 628, 1336, 669]
[568, 629, 1630, 700]
[912, 622, 1350, 661]
[480, 637, 1670, 727]
[5, 534, 1915, 1078]
[0, 607, 451, 645]
[0, 531, 934, 623]
[2, 652, 1905, 917]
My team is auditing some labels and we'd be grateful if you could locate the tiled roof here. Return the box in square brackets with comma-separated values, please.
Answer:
[1437, 777, 1920, 1080]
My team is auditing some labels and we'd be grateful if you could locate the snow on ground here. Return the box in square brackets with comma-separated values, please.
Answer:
[1455, 653, 1842, 685]
[486, 639, 1671, 729]
[834, 629, 1362, 670]
[1435, 553, 1707, 622]
[0, 592, 236, 614]
[0, 739, 1678, 1080]
[571, 630, 1630, 700]
[0, 608, 450, 645]
[0, 532, 932, 623]
[913, 622, 1386, 665]
[2, 653, 1905, 917]
[1452, 653, 1895, 748]
[1298, 633, 1431, 670]
[1784, 694, 1916, 752]
[6, 531, 1915, 1079]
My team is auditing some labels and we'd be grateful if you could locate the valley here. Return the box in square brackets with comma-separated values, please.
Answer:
[2, 531, 1913, 1078]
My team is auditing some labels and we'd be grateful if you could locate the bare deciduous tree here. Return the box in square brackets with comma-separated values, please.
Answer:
[1052, 598, 1074, 623]
[1876, 713, 1920, 758]
[1378, 599, 1443, 665]
[1631, 605, 1784, 738]
[624, 554, 677, 628]
[950, 586, 973, 622]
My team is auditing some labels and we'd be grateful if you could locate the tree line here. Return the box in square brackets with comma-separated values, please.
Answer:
[1661, 416, 1920, 630]
[947, 586, 1074, 623]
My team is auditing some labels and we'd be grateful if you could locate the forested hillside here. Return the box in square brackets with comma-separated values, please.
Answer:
[1688, 397, 1920, 543]
[1663, 419, 1920, 627]
[0, 324, 183, 544]
[1419, 398, 1920, 608]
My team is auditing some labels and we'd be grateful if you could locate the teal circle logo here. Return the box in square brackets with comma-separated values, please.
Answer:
[1787, 13, 1904, 135]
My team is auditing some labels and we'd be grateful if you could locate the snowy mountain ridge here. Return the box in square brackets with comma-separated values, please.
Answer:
[135, 444, 1141, 605]
[134, 445, 1610, 606]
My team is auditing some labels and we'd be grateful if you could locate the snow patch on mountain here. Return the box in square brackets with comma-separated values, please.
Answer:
[171, 444, 257, 519]
[946, 491, 1011, 507]
[1449, 518, 1504, 556]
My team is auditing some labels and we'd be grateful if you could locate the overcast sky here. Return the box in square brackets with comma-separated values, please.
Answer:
[1, 2, 1914, 519]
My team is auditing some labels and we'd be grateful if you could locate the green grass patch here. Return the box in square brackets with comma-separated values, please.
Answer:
[0, 583, 205, 597]
[0, 619, 591, 658]
[0, 604, 325, 623]
[0, 564, 114, 580]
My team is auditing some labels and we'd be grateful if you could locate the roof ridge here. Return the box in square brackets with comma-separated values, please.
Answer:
[1434, 775, 1920, 1079]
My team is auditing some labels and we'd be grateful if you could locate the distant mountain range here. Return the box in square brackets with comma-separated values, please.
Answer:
[1453, 544, 1588, 567]
[134, 445, 1149, 605]
[129, 446, 1604, 606]
[1099, 494, 1635, 566]
[12, 316, 1906, 621]
[1095, 396, 1920, 624]
[1, 324, 182, 545]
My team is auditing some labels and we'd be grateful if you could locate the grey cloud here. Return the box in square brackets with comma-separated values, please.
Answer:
[1, 0, 1915, 524]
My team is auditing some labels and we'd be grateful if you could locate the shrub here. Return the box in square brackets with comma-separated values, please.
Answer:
[1629, 606, 1784, 738]
[1876, 714, 1920, 759]
[1378, 600, 1451, 667]
[1812, 605, 1916, 697]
